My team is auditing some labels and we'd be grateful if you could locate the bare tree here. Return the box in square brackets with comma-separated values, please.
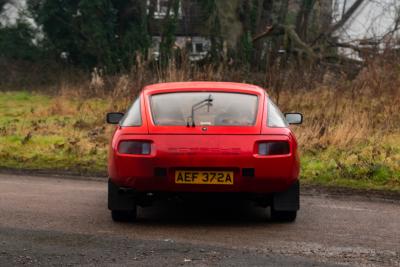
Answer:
[332, 0, 400, 59]
[251, 0, 400, 63]
[295, 0, 316, 42]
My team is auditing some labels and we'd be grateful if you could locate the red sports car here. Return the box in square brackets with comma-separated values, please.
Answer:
[106, 82, 303, 222]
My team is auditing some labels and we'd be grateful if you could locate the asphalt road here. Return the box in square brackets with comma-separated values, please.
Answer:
[0, 174, 399, 266]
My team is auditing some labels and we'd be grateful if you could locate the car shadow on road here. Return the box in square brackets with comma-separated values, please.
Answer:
[133, 199, 286, 226]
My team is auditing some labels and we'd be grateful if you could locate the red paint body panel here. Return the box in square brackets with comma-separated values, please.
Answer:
[108, 82, 300, 194]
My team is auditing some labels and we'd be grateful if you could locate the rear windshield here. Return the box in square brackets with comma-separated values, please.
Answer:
[150, 92, 258, 126]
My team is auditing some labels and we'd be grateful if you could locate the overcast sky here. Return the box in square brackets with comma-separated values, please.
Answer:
[333, 0, 400, 42]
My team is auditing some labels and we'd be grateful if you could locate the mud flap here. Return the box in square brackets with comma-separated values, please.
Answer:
[108, 179, 136, 211]
[272, 180, 300, 211]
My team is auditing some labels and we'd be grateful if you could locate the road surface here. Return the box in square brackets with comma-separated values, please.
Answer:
[0, 174, 399, 266]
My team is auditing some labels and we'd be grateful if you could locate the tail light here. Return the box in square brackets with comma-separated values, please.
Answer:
[258, 142, 290, 155]
[118, 141, 151, 155]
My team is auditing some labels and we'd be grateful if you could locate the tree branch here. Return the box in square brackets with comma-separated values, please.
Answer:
[311, 0, 366, 45]
[330, 0, 365, 34]
[252, 25, 274, 42]
[329, 41, 362, 54]
[284, 25, 317, 59]
[253, 24, 317, 59]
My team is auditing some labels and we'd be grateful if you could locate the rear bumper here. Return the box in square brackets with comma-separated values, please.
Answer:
[110, 172, 297, 193]
[108, 134, 300, 193]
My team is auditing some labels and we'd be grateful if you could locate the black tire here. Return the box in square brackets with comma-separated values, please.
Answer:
[270, 208, 297, 222]
[111, 209, 137, 222]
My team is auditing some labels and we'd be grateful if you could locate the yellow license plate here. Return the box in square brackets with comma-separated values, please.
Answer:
[175, 170, 234, 185]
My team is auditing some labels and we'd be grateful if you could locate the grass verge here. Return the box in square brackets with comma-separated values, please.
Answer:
[301, 137, 400, 191]
[0, 91, 399, 191]
[0, 91, 109, 175]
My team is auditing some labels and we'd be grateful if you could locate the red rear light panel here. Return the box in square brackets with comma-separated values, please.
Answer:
[118, 141, 151, 155]
[258, 141, 290, 155]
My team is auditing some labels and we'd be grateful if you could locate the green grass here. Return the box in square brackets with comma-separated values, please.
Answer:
[0, 135, 107, 174]
[0, 91, 110, 175]
[0, 91, 399, 191]
[301, 139, 400, 191]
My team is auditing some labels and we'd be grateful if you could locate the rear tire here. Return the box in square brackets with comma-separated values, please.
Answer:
[111, 208, 137, 222]
[270, 208, 297, 222]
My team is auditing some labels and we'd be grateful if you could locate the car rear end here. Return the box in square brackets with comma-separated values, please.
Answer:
[110, 134, 298, 193]
[107, 82, 301, 222]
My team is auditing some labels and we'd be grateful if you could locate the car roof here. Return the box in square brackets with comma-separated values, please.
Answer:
[142, 82, 267, 95]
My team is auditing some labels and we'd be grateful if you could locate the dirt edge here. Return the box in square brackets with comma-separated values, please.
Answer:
[0, 168, 399, 202]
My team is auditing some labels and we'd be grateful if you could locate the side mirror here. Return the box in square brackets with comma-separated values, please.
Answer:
[106, 112, 124, 124]
[285, 113, 303, 125]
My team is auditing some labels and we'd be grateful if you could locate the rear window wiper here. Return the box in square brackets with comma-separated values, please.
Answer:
[187, 94, 213, 127]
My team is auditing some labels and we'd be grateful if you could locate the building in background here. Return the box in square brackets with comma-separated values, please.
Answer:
[147, 0, 211, 61]
[147, 0, 335, 61]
